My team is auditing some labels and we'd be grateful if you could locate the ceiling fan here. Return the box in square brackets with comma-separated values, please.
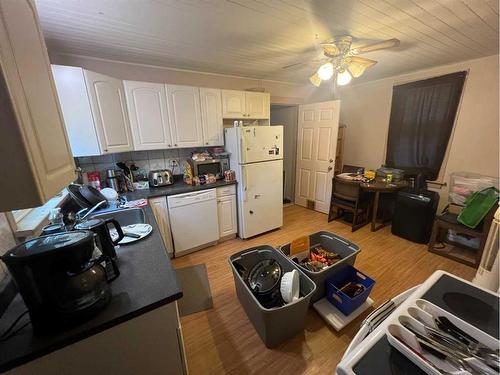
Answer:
[283, 36, 400, 87]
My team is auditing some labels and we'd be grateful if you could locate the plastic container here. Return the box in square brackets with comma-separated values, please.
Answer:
[228, 245, 316, 348]
[326, 266, 375, 316]
[449, 172, 499, 205]
[279, 232, 360, 303]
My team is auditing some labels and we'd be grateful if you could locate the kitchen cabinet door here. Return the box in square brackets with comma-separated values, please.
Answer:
[217, 195, 237, 238]
[124, 81, 173, 150]
[0, 0, 75, 210]
[149, 196, 174, 257]
[84, 70, 133, 154]
[246, 92, 270, 119]
[200, 88, 223, 146]
[222, 89, 246, 118]
[166, 84, 204, 148]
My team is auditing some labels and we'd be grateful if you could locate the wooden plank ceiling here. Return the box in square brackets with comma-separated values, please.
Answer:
[35, 0, 499, 83]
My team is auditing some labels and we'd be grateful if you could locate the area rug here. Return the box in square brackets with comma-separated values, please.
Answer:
[175, 263, 213, 317]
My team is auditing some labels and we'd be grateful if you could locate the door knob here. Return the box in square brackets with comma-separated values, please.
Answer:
[329, 159, 334, 163]
[328, 166, 333, 171]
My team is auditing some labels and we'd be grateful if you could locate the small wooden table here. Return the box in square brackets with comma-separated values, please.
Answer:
[360, 180, 409, 231]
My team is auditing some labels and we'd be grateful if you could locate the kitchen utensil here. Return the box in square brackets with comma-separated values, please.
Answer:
[68, 183, 93, 208]
[74, 218, 124, 259]
[400, 320, 494, 375]
[280, 269, 299, 304]
[248, 259, 282, 295]
[0, 231, 119, 333]
[110, 224, 153, 245]
[79, 185, 109, 208]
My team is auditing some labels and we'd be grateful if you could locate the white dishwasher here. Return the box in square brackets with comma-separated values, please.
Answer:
[167, 189, 219, 257]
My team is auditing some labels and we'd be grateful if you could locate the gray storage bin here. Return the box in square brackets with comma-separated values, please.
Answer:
[228, 245, 316, 348]
[279, 231, 360, 303]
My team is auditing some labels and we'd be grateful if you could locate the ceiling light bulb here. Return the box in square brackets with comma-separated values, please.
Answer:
[317, 63, 334, 80]
[337, 69, 352, 85]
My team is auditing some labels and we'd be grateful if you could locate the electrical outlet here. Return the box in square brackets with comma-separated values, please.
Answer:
[170, 159, 179, 167]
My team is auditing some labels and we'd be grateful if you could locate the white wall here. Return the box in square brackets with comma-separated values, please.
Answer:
[271, 106, 298, 201]
[50, 53, 333, 105]
[338, 54, 499, 204]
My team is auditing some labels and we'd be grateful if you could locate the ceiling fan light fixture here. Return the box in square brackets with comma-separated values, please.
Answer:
[317, 62, 334, 80]
[337, 69, 352, 86]
[309, 72, 321, 87]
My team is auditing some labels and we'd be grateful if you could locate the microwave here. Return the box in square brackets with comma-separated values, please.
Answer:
[187, 158, 230, 179]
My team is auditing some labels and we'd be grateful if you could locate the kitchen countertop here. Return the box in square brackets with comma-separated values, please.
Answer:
[126, 178, 237, 200]
[0, 205, 182, 373]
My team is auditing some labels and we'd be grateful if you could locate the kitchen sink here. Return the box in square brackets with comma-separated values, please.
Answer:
[89, 207, 147, 227]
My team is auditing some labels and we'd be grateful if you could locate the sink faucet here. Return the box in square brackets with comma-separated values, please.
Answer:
[75, 200, 107, 223]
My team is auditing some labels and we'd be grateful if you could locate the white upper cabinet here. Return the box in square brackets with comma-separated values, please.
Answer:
[124, 81, 173, 150]
[245, 92, 270, 119]
[222, 90, 246, 118]
[200, 88, 223, 146]
[221, 90, 270, 119]
[52, 66, 134, 156]
[166, 84, 203, 148]
[84, 70, 133, 154]
[0, 0, 75, 210]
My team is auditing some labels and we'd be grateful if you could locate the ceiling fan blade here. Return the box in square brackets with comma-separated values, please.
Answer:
[353, 38, 400, 54]
[282, 58, 326, 70]
[345, 56, 377, 78]
[320, 42, 340, 57]
[309, 72, 321, 87]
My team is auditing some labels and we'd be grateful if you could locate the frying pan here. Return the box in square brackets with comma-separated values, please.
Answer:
[68, 183, 93, 208]
[79, 185, 109, 208]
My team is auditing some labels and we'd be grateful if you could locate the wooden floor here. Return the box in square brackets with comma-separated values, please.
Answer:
[172, 205, 476, 375]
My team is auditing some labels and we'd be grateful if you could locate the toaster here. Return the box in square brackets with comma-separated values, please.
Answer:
[148, 169, 174, 187]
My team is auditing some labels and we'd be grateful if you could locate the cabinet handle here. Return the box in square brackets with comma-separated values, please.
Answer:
[174, 144, 178, 147]
[104, 149, 108, 152]
[206, 142, 209, 145]
[168, 144, 171, 147]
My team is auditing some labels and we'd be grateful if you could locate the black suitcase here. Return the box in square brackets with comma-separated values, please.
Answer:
[391, 188, 439, 243]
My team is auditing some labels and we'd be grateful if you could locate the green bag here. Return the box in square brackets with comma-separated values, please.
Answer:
[457, 187, 499, 229]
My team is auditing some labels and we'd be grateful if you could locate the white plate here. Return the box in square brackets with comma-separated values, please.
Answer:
[110, 224, 153, 245]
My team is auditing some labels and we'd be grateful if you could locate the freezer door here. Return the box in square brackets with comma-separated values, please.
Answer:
[239, 160, 283, 238]
[240, 126, 283, 163]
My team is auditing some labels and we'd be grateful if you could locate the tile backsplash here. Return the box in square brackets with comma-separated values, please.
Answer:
[75, 148, 199, 186]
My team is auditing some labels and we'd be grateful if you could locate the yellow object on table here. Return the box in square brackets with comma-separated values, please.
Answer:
[364, 170, 376, 180]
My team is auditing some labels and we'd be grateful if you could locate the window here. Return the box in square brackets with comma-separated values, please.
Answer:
[385, 71, 467, 180]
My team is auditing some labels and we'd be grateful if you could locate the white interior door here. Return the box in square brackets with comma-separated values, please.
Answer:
[294, 100, 340, 214]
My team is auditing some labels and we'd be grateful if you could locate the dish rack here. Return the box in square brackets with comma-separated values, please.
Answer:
[386, 298, 499, 374]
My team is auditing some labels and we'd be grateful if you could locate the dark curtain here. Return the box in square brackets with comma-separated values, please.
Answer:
[385, 71, 467, 180]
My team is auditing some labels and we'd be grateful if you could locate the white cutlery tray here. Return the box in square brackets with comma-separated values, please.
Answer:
[386, 298, 499, 375]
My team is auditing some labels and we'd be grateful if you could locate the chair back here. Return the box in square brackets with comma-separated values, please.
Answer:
[333, 177, 361, 201]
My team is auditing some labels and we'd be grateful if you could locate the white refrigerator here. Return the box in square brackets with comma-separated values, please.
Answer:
[225, 126, 283, 239]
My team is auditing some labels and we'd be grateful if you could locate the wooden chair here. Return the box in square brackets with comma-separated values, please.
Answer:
[342, 165, 365, 174]
[428, 205, 497, 268]
[328, 176, 371, 231]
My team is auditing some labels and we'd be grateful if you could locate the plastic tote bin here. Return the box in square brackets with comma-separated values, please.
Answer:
[279, 232, 360, 303]
[228, 245, 316, 348]
[326, 266, 375, 316]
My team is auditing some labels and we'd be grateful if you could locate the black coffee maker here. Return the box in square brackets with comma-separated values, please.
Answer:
[74, 218, 124, 259]
[1, 231, 119, 333]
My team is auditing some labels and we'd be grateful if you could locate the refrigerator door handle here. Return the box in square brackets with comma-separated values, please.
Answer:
[243, 167, 248, 201]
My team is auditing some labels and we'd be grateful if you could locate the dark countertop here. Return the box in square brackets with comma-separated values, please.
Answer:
[0, 205, 182, 373]
[126, 178, 237, 200]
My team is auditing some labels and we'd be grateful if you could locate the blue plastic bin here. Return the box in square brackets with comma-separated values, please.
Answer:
[326, 266, 375, 316]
